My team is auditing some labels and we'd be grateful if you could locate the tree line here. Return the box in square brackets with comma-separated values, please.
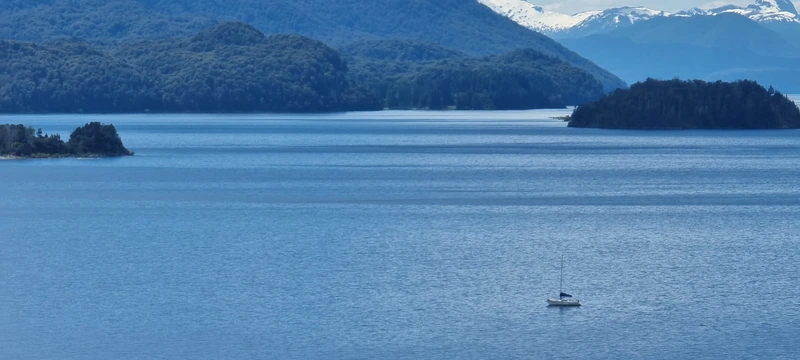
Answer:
[568, 78, 800, 129]
[0, 23, 380, 113]
[0, 23, 611, 113]
[343, 43, 605, 110]
[1, 122, 133, 157]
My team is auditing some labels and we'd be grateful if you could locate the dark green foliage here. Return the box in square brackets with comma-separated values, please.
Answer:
[191, 21, 267, 46]
[115, 22, 381, 112]
[0, 39, 161, 113]
[68, 122, 132, 156]
[365, 64, 563, 110]
[1, 23, 605, 113]
[0, 23, 381, 113]
[491, 49, 605, 105]
[0, 0, 215, 47]
[0, 0, 627, 91]
[340, 39, 467, 62]
[347, 47, 605, 109]
[0, 124, 45, 156]
[0, 122, 131, 157]
[568, 79, 800, 129]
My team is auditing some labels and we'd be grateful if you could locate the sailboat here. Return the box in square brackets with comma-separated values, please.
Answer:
[547, 256, 581, 306]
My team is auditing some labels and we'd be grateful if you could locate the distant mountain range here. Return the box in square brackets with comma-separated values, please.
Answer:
[481, 0, 800, 92]
[559, 13, 800, 92]
[478, 0, 799, 38]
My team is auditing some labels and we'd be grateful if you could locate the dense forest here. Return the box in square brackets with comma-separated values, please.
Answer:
[0, 0, 213, 45]
[0, 23, 609, 113]
[0, 122, 132, 157]
[113, 23, 380, 112]
[0, 40, 161, 113]
[0, 23, 380, 113]
[343, 42, 605, 109]
[568, 79, 800, 129]
[340, 39, 468, 62]
[0, 0, 627, 91]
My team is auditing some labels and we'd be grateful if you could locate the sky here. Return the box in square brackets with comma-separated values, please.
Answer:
[538, 0, 753, 14]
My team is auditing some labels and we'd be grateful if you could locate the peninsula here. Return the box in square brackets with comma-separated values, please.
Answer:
[567, 79, 800, 129]
[1, 122, 133, 158]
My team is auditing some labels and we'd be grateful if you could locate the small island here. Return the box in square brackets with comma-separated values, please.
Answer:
[1, 122, 133, 159]
[568, 79, 800, 129]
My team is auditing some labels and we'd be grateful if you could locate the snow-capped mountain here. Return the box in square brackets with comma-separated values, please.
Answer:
[479, 0, 799, 38]
[476, 0, 664, 36]
[674, 7, 712, 17]
[752, 0, 797, 15]
[564, 7, 669, 38]
[721, 0, 798, 23]
[475, 0, 599, 34]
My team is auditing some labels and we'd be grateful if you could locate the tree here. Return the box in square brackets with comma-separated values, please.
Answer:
[568, 79, 800, 129]
[0, 122, 133, 157]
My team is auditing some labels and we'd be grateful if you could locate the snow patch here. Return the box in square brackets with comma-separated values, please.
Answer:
[478, 0, 799, 36]
[724, 0, 799, 22]
[476, 0, 589, 33]
[477, 0, 664, 34]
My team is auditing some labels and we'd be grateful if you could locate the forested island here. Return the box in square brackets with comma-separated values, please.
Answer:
[0, 22, 609, 113]
[0, 122, 133, 158]
[568, 79, 800, 129]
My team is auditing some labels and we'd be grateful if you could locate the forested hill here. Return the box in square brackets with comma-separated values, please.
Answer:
[0, 39, 163, 113]
[340, 39, 468, 62]
[568, 79, 800, 129]
[0, 0, 627, 91]
[0, 23, 380, 113]
[343, 41, 605, 109]
[0, 0, 215, 46]
[1, 23, 611, 113]
[112, 23, 380, 112]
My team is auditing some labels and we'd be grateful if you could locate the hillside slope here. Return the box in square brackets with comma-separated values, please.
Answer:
[342, 42, 606, 108]
[560, 14, 800, 92]
[1, 23, 608, 113]
[0, 0, 627, 91]
[0, 23, 380, 113]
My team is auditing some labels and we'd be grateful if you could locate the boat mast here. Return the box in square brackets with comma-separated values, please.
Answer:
[560, 255, 564, 297]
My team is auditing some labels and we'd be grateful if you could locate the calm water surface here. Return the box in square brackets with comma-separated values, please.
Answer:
[2, 105, 800, 359]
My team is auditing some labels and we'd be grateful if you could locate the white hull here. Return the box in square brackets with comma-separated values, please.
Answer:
[547, 256, 581, 306]
[547, 298, 581, 306]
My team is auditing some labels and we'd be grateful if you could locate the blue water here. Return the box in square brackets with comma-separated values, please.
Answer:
[2, 106, 800, 359]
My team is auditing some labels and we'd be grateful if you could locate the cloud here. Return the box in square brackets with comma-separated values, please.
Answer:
[542, 3, 568, 11]
[701, 1, 730, 7]
[700, 1, 749, 8]
[543, 1, 628, 13]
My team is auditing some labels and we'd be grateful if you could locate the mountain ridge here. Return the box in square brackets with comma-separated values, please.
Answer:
[559, 13, 800, 92]
[479, 0, 799, 38]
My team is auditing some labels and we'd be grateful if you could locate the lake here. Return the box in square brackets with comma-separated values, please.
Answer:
[2, 104, 800, 359]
